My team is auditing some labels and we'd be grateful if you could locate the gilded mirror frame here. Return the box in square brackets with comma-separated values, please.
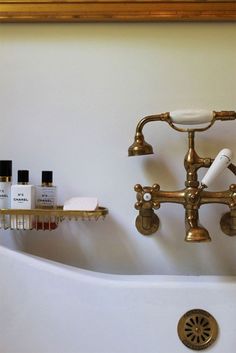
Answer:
[0, 0, 235, 22]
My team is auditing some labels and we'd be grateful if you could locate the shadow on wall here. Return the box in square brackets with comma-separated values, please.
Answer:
[143, 157, 179, 189]
[0, 230, 25, 252]
[21, 215, 144, 274]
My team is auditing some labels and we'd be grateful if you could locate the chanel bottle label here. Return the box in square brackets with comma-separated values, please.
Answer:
[36, 186, 57, 208]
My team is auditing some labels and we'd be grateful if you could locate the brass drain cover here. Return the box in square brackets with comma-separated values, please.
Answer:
[177, 309, 218, 350]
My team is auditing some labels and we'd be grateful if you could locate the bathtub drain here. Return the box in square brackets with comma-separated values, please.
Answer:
[177, 309, 218, 350]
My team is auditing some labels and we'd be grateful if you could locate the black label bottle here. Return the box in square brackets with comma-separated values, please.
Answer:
[11, 170, 35, 230]
[0, 160, 12, 229]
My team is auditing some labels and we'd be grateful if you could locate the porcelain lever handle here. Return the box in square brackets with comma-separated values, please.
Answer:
[201, 148, 233, 188]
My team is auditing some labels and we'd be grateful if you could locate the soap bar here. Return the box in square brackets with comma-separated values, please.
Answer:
[63, 197, 98, 211]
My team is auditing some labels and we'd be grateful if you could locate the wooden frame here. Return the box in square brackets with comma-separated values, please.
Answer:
[0, 1, 235, 23]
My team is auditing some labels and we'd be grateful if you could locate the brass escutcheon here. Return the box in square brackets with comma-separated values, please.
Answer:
[135, 209, 159, 235]
[177, 309, 218, 350]
[220, 212, 236, 236]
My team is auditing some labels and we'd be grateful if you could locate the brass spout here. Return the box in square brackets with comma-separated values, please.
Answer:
[185, 209, 211, 242]
[185, 226, 211, 242]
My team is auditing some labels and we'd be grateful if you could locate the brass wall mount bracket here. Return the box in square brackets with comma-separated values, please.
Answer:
[135, 208, 159, 235]
[129, 110, 236, 242]
[134, 183, 160, 235]
[220, 209, 236, 236]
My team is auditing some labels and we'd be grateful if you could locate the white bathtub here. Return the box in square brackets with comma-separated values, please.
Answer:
[0, 245, 236, 353]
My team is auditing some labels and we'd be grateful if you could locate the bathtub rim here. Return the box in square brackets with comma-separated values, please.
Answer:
[1, 245, 236, 288]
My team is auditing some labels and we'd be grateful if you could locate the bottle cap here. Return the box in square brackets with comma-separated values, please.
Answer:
[18, 170, 29, 183]
[0, 160, 12, 177]
[42, 171, 53, 184]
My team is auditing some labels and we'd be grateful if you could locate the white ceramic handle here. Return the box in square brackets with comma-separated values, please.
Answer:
[201, 148, 233, 188]
[143, 193, 152, 201]
[170, 109, 213, 125]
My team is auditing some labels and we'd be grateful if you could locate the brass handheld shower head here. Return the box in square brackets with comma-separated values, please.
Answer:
[128, 132, 153, 157]
[128, 112, 170, 157]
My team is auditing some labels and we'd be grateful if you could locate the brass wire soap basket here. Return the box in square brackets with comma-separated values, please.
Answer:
[0, 206, 108, 231]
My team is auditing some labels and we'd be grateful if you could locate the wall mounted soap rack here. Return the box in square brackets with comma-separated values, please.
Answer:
[0, 206, 108, 231]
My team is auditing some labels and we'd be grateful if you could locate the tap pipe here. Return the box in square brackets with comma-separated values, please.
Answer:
[135, 110, 236, 134]
[151, 189, 235, 207]
[214, 110, 236, 121]
[184, 131, 212, 188]
[135, 112, 170, 134]
[151, 189, 186, 205]
[200, 188, 236, 206]
[133, 110, 236, 136]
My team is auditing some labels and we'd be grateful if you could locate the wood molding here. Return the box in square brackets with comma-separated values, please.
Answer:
[0, 1, 235, 23]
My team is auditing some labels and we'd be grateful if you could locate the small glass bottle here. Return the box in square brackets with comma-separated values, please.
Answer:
[11, 170, 35, 230]
[35, 171, 57, 230]
[0, 160, 12, 229]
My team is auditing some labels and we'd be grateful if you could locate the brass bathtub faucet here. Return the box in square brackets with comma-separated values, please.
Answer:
[128, 110, 236, 242]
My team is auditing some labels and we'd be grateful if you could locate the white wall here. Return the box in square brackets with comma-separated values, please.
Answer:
[0, 23, 235, 275]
